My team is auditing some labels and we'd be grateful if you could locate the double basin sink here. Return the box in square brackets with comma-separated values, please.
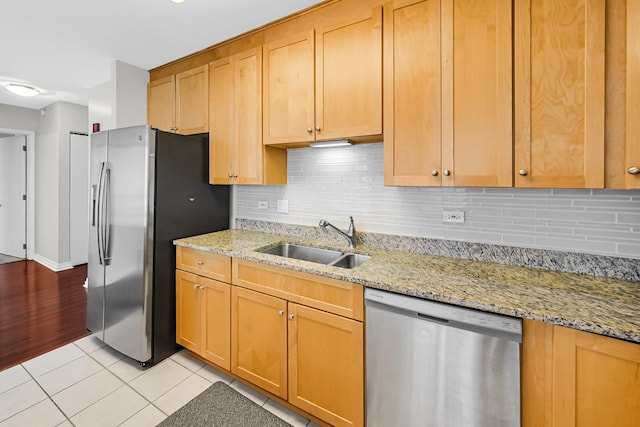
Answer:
[258, 243, 370, 269]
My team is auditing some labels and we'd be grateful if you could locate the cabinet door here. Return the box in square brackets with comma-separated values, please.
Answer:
[522, 319, 640, 427]
[315, 6, 382, 141]
[515, 0, 605, 188]
[209, 57, 235, 184]
[235, 48, 265, 185]
[552, 326, 640, 427]
[176, 64, 209, 135]
[231, 286, 287, 399]
[263, 30, 315, 145]
[202, 276, 231, 370]
[623, 1, 640, 188]
[148, 75, 176, 133]
[288, 303, 364, 427]
[441, 0, 512, 187]
[383, 0, 442, 186]
[175, 270, 202, 353]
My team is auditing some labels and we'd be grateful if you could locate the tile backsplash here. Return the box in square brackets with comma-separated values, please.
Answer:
[234, 143, 640, 259]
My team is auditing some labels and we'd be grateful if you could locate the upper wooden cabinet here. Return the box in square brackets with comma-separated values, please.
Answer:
[263, 7, 382, 146]
[383, 0, 512, 187]
[606, 1, 640, 189]
[209, 48, 286, 185]
[522, 319, 640, 427]
[514, 0, 605, 188]
[624, 1, 640, 188]
[148, 64, 209, 135]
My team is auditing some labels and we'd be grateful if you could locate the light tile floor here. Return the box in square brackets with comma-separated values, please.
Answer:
[0, 335, 317, 427]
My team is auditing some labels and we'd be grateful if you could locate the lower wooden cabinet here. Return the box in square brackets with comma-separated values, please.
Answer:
[522, 319, 640, 427]
[231, 286, 288, 398]
[176, 250, 364, 426]
[176, 270, 231, 370]
[288, 303, 364, 427]
[231, 285, 364, 427]
[232, 259, 365, 427]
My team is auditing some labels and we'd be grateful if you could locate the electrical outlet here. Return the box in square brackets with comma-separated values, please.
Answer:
[277, 199, 289, 213]
[443, 210, 465, 223]
[257, 201, 268, 209]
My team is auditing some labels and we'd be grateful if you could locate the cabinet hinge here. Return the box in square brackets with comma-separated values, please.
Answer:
[23, 194, 27, 201]
[23, 145, 27, 152]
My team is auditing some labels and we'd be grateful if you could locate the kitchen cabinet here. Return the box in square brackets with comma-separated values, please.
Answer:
[514, 0, 605, 188]
[606, 1, 640, 189]
[209, 48, 286, 185]
[263, 7, 382, 146]
[175, 247, 231, 370]
[148, 64, 209, 135]
[232, 259, 364, 427]
[383, 0, 512, 187]
[522, 319, 640, 427]
[231, 286, 288, 398]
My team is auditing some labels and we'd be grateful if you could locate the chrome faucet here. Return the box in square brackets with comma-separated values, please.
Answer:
[319, 216, 357, 248]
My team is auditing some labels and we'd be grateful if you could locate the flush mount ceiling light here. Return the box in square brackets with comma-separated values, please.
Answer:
[309, 139, 354, 148]
[5, 83, 40, 97]
[170, 0, 187, 3]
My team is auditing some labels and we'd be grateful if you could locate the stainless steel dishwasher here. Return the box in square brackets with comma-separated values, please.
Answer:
[365, 288, 522, 427]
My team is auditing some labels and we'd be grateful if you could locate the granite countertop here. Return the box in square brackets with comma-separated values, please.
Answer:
[174, 229, 640, 344]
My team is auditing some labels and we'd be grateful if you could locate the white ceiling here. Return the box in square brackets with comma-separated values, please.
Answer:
[0, 0, 324, 110]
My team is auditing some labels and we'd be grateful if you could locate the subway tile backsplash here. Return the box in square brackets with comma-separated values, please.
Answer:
[234, 142, 640, 260]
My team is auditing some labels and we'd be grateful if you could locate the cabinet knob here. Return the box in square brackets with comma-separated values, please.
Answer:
[288, 314, 294, 320]
[443, 170, 451, 176]
[628, 166, 640, 175]
[307, 127, 313, 133]
[193, 284, 199, 289]
[278, 310, 284, 316]
[197, 260, 203, 265]
[315, 126, 321, 132]
[519, 169, 528, 176]
[431, 170, 439, 176]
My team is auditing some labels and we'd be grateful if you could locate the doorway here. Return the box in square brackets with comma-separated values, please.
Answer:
[0, 134, 26, 262]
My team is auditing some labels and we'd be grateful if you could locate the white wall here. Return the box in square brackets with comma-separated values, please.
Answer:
[235, 143, 640, 259]
[35, 102, 88, 269]
[88, 60, 148, 132]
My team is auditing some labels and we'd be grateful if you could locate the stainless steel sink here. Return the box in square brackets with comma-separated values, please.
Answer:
[328, 253, 371, 269]
[258, 243, 369, 269]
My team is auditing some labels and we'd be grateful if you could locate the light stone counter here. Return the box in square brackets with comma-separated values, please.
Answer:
[175, 229, 640, 343]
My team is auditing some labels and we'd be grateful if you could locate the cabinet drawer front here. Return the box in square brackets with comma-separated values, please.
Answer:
[176, 246, 231, 282]
[233, 259, 363, 321]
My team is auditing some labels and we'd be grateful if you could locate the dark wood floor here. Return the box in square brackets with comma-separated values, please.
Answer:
[0, 260, 88, 371]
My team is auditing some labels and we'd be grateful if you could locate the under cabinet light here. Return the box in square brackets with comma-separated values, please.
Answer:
[309, 139, 353, 148]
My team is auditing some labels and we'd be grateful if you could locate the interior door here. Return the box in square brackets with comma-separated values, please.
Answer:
[0, 135, 26, 259]
[69, 132, 89, 266]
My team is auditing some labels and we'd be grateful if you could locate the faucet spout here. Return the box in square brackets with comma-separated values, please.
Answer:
[319, 216, 357, 248]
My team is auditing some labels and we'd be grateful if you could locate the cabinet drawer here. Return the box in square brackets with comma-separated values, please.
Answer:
[233, 259, 363, 321]
[176, 246, 231, 283]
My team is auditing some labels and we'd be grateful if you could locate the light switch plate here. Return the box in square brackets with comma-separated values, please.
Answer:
[277, 199, 289, 213]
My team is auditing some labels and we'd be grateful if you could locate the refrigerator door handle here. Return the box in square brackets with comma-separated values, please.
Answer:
[96, 161, 110, 265]
[102, 165, 112, 265]
[91, 185, 98, 227]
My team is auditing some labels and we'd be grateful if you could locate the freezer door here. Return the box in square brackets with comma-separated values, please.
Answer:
[87, 131, 107, 336]
[102, 125, 155, 363]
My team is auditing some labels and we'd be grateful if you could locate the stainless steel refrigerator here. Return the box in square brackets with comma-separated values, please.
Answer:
[87, 125, 229, 366]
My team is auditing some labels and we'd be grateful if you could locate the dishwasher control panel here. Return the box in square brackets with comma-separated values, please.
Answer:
[365, 288, 522, 342]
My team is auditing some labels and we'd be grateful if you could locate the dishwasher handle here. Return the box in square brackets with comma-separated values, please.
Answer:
[365, 288, 522, 343]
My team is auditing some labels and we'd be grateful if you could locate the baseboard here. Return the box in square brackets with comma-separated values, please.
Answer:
[33, 254, 73, 272]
